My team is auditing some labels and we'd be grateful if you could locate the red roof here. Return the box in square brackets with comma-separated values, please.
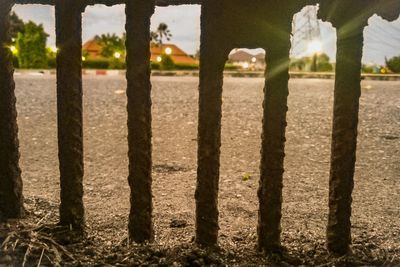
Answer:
[150, 43, 197, 65]
[82, 39, 198, 65]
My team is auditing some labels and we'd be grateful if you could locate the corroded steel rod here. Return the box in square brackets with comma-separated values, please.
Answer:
[55, 0, 85, 230]
[257, 37, 292, 252]
[125, 0, 155, 243]
[0, 0, 24, 221]
[318, 1, 371, 255]
[195, 33, 230, 246]
[326, 27, 365, 255]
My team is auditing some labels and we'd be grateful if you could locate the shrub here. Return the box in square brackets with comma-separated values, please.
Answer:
[317, 61, 333, 72]
[82, 59, 110, 69]
[108, 59, 126, 70]
[160, 54, 175, 70]
[47, 57, 56, 69]
[224, 64, 239, 71]
[151, 62, 160, 70]
[362, 64, 374, 74]
[386, 56, 400, 73]
[174, 63, 199, 70]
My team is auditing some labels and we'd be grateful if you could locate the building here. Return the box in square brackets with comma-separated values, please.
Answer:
[82, 39, 103, 59]
[150, 43, 198, 65]
[82, 39, 198, 65]
[228, 49, 266, 70]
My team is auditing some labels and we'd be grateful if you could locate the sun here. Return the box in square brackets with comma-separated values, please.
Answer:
[307, 39, 322, 55]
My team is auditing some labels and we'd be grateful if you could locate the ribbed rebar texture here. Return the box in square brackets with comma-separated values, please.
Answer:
[0, 0, 24, 222]
[55, 0, 85, 231]
[318, 1, 369, 255]
[125, 0, 155, 243]
[257, 32, 292, 253]
[326, 27, 365, 255]
[195, 45, 229, 247]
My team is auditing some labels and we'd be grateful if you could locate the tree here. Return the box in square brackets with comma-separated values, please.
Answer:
[290, 53, 333, 72]
[385, 56, 400, 73]
[16, 21, 49, 69]
[317, 53, 333, 72]
[156, 23, 172, 44]
[97, 33, 125, 59]
[10, 12, 24, 39]
[150, 31, 159, 44]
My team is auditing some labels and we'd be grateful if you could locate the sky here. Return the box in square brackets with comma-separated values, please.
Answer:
[12, 4, 400, 65]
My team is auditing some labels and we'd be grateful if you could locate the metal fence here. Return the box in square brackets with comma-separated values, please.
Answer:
[1, 0, 399, 256]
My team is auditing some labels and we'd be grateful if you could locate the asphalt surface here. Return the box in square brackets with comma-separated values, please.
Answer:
[13, 75, 400, 265]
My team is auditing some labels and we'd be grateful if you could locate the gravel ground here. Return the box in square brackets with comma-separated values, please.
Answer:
[1, 75, 399, 266]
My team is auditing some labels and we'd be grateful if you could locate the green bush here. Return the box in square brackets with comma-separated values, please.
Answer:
[224, 64, 239, 71]
[151, 62, 160, 70]
[160, 54, 175, 70]
[108, 59, 126, 70]
[290, 58, 306, 71]
[386, 56, 400, 73]
[82, 59, 110, 69]
[317, 61, 333, 72]
[47, 57, 56, 69]
[174, 63, 199, 70]
[362, 64, 374, 74]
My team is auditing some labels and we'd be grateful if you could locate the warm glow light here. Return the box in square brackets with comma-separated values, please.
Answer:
[157, 56, 162, 62]
[165, 47, 172, 55]
[307, 39, 322, 55]
[10, 45, 18, 54]
[82, 56, 86, 61]
[114, 52, 121, 59]
[251, 57, 257, 63]
[50, 46, 58, 53]
[242, 62, 250, 69]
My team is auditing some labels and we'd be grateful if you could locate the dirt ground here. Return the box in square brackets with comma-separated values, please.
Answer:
[1, 75, 399, 266]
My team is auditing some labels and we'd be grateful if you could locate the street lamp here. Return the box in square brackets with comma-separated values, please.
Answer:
[50, 46, 58, 53]
[157, 56, 162, 62]
[114, 52, 121, 59]
[9, 45, 18, 55]
[165, 47, 172, 55]
[307, 39, 322, 72]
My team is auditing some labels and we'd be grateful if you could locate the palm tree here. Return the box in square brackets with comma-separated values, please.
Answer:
[150, 31, 159, 45]
[156, 23, 172, 45]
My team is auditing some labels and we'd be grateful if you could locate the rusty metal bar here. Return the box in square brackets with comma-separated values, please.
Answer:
[257, 35, 291, 252]
[326, 26, 365, 255]
[195, 39, 230, 246]
[15, 0, 201, 6]
[0, 0, 25, 221]
[55, 0, 85, 230]
[125, 0, 155, 243]
[317, 1, 371, 255]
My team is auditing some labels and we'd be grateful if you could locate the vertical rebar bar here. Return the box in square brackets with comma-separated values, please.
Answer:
[55, 0, 85, 231]
[0, 0, 24, 221]
[257, 34, 291, 253]
[125, 0, 155, 243]
[327, 26, 364, 255]
[195, 21, 229, 245]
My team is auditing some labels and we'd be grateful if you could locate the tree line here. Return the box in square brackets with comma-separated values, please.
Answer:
[8, 12, 400, 73]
